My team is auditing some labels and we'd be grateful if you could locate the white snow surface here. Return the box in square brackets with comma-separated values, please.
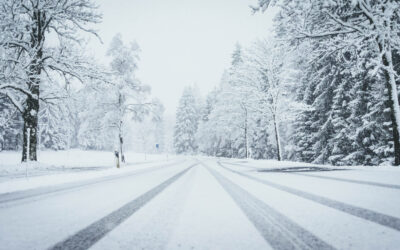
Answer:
[0, 150, 177, 194]
[92, 165, 270, 250]
[0, 151, 399, 249]
[210, 159, 400, 249]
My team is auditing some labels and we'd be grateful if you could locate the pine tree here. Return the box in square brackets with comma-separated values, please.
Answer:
[174, 87, 200, 154]
[328, 69, 353, 165]
[250, 117, 276, 159]
[197, 88, 219, 156]
[346, 67, 394, 165]
[256, 0, 400, 165]
[38, 103, 72, 150]
[0, 96, 23, 151]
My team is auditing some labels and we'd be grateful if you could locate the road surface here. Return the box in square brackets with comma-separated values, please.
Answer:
[0, 157, 400, 249]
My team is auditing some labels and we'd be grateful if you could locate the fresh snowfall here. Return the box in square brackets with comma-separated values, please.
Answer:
[1, 0, 400, 250]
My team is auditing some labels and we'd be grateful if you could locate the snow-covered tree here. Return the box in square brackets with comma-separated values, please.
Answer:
[345, 65, 393, 165]
[78, 34, 156, 163]
[174, 86, 200, 154]
[250, 116, 276, 159]
[0, 96, 22, 151]
[77, 81, 116, 150]
[197, 41, 296, 160]
[152, 102, 166, 153]
[106, 34, 152, 163]
[197, 88, 219, 156]
[206, 83, 252, 158]
[38, 102, 72, 150]
[243, 40, 294, 161]
[254, 0, 400, 165]
[0, 0, 102, 162]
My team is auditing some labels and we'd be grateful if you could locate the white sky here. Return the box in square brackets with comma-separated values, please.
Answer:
[88, 0, 276, 116]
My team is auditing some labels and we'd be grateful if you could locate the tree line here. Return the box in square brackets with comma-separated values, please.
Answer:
[0, 0, 163, 163]
[174, 0, 400, 166]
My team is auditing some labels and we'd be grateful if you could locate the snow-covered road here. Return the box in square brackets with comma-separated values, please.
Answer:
[1, 157, 400, 249]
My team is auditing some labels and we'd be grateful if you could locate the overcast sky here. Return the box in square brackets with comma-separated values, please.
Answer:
[88, 0, 276, 116]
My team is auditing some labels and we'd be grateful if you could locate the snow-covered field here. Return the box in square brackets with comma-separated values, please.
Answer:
[0, 149, 171, 171]
[0, 150, 176, 193]
[0, 151, 400, 249]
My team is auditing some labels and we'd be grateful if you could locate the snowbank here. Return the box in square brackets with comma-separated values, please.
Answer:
[0, 150, 175, 194]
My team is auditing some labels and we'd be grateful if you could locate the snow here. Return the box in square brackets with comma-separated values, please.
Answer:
[91, 165, 270, 250]
[0, 154, 399, 249]
[3, 1, 400, 248]
[220, 156, 400, 173]
[0, 161, 189, 250]
[299, 168, 400, 186]
[0, 150, 176, 194]
[220, 157, 320, 169]
[217, 158, 400, 217]
[208, 159, 400, 249]
[0, 149, 169, 170]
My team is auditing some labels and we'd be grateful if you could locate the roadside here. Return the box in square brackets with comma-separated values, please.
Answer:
[0, 150, 176, 194]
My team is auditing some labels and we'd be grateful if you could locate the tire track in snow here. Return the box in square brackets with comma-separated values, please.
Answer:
[0, 159, 185, 206]
[0, 161, 156, 181]
[223, 161, 400, 189]
[219, 161, 258, 171]
[203, 163, 334, 250]
[92, 164, 197, 249]
[49, 163, 197, 250]
[292, 172, 400, 190]
[219, 162, 400, 232]
[221, 161, 345, 172]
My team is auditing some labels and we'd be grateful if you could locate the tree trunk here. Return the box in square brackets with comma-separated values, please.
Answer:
[118, 92, 125, 163]
[273, 114, 282, 161]
[22, 92, 39, 162]
[244, 118, 248, 159]
[382, 50, 400, 165]
[119, 134, 125, 163]
[21, 9, 45, 162]
[21, 55, 41, 162]
[244, 107, 249, 159]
